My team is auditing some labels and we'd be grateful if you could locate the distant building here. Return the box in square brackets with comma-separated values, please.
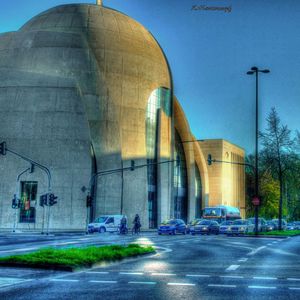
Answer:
[0, 2, 245, 231]
[200, 140, 246, 218]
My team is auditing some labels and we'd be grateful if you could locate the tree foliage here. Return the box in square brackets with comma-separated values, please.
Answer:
[246, 108, 300, 222]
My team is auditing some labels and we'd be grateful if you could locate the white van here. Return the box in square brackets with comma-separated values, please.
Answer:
[88, 215, 124, 233]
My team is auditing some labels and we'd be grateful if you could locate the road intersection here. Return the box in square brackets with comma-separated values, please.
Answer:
[0, 232, 299, 299]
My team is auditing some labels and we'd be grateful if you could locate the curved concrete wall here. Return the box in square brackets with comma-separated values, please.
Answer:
[0, 4, 171, 230]
[174, 98, 209, 220]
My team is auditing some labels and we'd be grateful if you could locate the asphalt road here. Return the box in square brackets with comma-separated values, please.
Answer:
[0, 232, 299, 299]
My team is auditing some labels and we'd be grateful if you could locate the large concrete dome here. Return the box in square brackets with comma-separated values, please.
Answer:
[0, 3, 172, 230]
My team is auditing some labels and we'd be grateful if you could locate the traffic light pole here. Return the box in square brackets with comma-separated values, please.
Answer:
[1, 142, 52, 234]
[207, 155, 257, 226]
[88, 158, 179, 190]
[12, 167, 31, 232]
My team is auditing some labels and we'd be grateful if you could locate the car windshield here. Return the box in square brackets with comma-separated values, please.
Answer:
[198, 220, 211, 225]
[203, 208, 221, 216]
[94, 217, 107, 223]
[233, 220, 247, 225]
[220, 221, 232, 226]
[161, 219, 176, 225]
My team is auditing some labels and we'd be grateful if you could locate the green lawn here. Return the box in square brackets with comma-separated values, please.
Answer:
[248, 230, 300, 236]
[0, 244, 154, 271]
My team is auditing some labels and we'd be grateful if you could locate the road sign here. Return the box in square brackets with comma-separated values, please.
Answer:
[252, 197, 260, 206]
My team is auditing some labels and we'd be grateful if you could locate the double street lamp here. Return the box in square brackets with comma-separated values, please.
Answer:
[246, 66, 270, 235]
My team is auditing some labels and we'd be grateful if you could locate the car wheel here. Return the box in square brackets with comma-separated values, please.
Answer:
[182, 230, 186, 235]
[99, 227, 106, 233]
[173, 230, 176, 235]
[192, 233, 195, 236]
[158, 232, 161, 235]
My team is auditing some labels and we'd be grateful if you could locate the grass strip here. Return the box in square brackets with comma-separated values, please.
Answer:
[248, 230, 300, 236]
[0, 244, 154, 271]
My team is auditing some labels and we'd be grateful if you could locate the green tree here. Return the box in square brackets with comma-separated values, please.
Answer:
[259, 107, 299, 228]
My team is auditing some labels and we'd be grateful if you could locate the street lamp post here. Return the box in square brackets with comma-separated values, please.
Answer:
[247, 66, 270, 235]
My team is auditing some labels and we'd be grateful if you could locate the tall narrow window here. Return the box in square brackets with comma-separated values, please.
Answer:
[173, 130, 188, 222]
[195, 166, 202, 218]
[146, 87, 171, 228]
[19, 181, 37, 223]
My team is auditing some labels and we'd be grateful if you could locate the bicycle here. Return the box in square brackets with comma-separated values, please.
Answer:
[132, 223, 141, 235]
[118, 224, 128, 235]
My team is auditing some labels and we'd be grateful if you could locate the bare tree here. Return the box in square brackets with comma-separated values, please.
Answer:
[259, 107, 298, 230]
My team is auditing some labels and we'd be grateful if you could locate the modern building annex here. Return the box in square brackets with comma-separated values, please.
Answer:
[0, 2, 245, 231]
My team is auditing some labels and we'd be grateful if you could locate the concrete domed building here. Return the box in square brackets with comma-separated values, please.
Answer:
[0, 1, 244, 231]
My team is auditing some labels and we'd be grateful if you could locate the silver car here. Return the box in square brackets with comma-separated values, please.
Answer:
[227, 219, 254, 235]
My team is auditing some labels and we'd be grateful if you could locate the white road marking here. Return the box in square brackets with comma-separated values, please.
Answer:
[208, 284, 236, 288]
[287, 278, 300, 281]
[128, 281, 156, 285]
[289, 287, 300, 290]
[253, 276, 277, 280]
[267, 243, 273, 246]
[167, 283, 195, 286]
[120, 272, 143, 275]
[226, 265, 240, 271]
[86, 272, 109, 274]
[58, 241, 80, 245]
[238, 258, 248, 262]
[0, 278, 32, 288]
[51, 279, 79, 282]
[248, 286, 276, 289]
[151, 273, 176, 276]
[247, 246, 266, 256]
[186, 274, 210, 278]
[7, 247, 37, 252]
[272, 241, 278, 244]
[89, 280, 117, 283]
[220, 275, 244, 279]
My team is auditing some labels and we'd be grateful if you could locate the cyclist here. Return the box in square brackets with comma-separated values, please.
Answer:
[120, 215, 127, 234]
[132, 214, 141, 234]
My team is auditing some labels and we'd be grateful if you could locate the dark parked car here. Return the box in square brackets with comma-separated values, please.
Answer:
[219, 220, 234, 234]
[158, 219, 186, 235]
[272, 219, 287, 230]
[293, 221, 300, 229]
[287, 222, 296, 230]
[247, 217, 267, 232]
[186, 218, 203, 234]
[190, 220, 220, 235]
[265, 220, 276, 231]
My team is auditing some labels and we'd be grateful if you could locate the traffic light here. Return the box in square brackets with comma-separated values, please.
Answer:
[0, 141, 6, 155]
[11, 194, 18, 209]
[130, 160, 135, 171]
[39, 194, 48, 207]
[49, 193, 58, 206]
[207, 154, 212, 165]
[86, 195, 92, 207]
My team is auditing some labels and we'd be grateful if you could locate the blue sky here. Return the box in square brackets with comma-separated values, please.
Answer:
[1, 0, 299, 154]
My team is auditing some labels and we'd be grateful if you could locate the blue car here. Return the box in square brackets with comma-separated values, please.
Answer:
[158, 219, 186, 235]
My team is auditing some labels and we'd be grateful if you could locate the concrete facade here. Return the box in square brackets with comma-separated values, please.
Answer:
[199, 140, 246, 218]
[0, 3, 245, 231]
